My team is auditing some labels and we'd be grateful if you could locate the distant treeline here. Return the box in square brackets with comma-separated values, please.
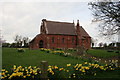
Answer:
[92, 42, 120, 50]
[2, 35, 30, 48]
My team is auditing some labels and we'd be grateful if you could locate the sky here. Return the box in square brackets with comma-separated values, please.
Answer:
[0, 0, 119, 44]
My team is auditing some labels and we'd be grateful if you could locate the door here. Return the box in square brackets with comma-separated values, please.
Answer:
[39, 40, 44, 48]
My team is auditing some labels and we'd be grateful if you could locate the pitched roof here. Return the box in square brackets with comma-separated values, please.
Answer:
[80, 26, 90, 37]
[44, 20, 77, 35]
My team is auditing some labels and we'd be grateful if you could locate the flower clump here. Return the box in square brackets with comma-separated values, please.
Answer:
[40, 48, 51, 53]
[1, 62, 120, 79]
[40, 48, 66, 56]
[1, 65, 41, 80]
[47, 62, 120, 79]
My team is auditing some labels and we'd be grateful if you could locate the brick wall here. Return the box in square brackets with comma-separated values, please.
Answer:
[29, 34, 91, 49]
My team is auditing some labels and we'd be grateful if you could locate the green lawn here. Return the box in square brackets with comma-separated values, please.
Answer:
[87, 49, 120, 58]
[2, 48, 120, 79]
[2, 48, 84, 70]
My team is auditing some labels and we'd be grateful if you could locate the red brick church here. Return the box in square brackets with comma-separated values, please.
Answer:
[29, 19, 91, 49]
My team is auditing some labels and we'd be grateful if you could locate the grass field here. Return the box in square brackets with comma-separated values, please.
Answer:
[2, 48, 84, 70]
[87, 49, 120, 58]
[2, 48, 120, 79]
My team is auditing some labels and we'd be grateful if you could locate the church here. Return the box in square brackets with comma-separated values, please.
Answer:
[29, 19, 91, 49]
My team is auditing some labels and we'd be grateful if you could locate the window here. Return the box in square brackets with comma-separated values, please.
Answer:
[86, 38, 89, 43]
[62, 38, 64, 43]
[72, 37, 74, 43]
[52, 37, 54, 43]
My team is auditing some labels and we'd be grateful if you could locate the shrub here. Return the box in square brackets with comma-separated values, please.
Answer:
[17, 48, 25, 52]
[115, 51, 119, 53]
[107, 50, 114, 52]
[55, 48, 62, 51]
[63, 53, 72, 57]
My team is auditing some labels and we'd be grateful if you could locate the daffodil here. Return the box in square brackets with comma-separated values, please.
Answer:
[66, 70, 69, 72]
[2, 69, 5, 71]
[84, 62, 87, 64]
[79, 69, 82, 71]
[85, 67, 89, 70]
[48, 66, 51, 68]
[35, 73, 38, 75]
[82, 70, 85, 72]
[67, 64, 71, 67]
[1, 72, 5, 75]
[73, 76, 76, 78]
[73, 73, 75, 75]
[69, 76, 71, 78]
[59, 68, 64, 71]
[23, 76, 26, 78]
[54, 66, 58, 69]
[1, 77, 4, 79]
[76, 68, 78, 70]
[94, 73, 96, 76]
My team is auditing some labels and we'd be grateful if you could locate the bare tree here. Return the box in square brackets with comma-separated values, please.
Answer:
[103, 43, 107, 49]
[91, 38, 95, 48]
[88, 1, 120, 36]
[23, 37, 30, 48]
[14, 35, 22, 48]
[99, 42, 103, 48]
[91, 38, 98, 47]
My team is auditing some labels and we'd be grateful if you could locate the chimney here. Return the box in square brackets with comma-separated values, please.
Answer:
[77, 20, 79, 26]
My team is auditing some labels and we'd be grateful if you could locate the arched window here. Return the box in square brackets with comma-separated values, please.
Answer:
[62, 38, 64, 43]
[52, 37, 54, 43]
[39, 40, 44, 48]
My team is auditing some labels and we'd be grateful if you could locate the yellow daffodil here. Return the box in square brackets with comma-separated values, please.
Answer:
[76, 68, 78, 70]
[73, 76, 76, 78]
[27, 74, 30, 76]
[2, 69, 5, 71]
[1, 77, 4, 79]
[94, 73, 96, 76]
[66, 70, 69, 72]
[84, 62, 87, 64]
[73, 73, 75, 75]
[91, 64, 95, 66]
[54, 66, 58, 69]
[1, 72, 5, 75]
[39, 71, 41, 73]
[48, 66, 51, 68]
[21, 68, 24, 71]
[59, 68, 64, 71]
[85, 67, 89, 70]
[35, 73, 37, 75]
[23, 76, 26, 78]
[67, 64, 71, 67]
[82, 70, 85, 72]
[79, 69, 82, 71]
[69, 76, 71, 78]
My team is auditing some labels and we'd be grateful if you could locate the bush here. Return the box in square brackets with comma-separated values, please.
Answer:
[115, 51, 119, 53]
[17, 48, 25, 52]
[55, 48, 63, 51]
[107, 50, 114, 52]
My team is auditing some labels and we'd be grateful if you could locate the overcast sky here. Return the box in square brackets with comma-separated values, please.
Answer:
[0, 0, 119, 44]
